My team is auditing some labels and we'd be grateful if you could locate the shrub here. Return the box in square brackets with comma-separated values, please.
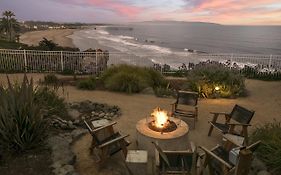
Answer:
[0, 75, 47, 152]
[154, 84, 175, 97]
[146, 68, 168, 88]
[104, 72, 147, 93]
[77, 77, 96, 90]
[42, 74, 59, 85]
[241, 67, 281, 81]
[101, 65, 167, 94]
[187, 63, 245, 98]
[34, 87, 68, 119]
[60, 69, 75, 75]
[251, 121, 281, 174]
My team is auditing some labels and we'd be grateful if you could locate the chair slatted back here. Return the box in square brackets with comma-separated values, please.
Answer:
[230, 105, 255, 124]
[83, 120, 101, 145]
[153, 142, 197, 174]
[177, 91, 198, 106]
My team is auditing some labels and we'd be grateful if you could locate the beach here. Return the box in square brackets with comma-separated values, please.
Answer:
[20, 29, 78, 48]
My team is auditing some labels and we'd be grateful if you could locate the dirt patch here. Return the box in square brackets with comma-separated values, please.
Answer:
[0, 148, 53, 175]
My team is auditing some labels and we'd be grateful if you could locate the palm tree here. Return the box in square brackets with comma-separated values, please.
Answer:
[0, 10, 19, 41]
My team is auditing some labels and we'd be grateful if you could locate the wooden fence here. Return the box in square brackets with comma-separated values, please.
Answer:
[0, 49, 109, 74]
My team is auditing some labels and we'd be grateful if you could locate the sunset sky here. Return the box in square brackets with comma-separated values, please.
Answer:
[1, 0, 281, 25]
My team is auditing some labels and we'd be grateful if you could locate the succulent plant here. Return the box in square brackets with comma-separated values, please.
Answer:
[0, 75, 47, 152]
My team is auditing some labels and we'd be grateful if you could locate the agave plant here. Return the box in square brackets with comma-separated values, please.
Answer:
[0, 75, 47, 152]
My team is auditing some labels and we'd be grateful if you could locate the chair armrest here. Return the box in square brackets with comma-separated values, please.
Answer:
[98, 134, 129, 148]
[199, 146, 233, 169]
[92, 122, 117, 133]
[228, 123, 251, 127]
[209, 112, 228, 124]
[170, 101, 177, 105]
[209, 112, 229, 115]
[163, 150, 192, 154]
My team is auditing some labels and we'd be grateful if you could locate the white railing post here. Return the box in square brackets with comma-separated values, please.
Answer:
[269, 54, 272, 69]
[95, 50, 98, 75]
[23, 50, 27, 72]
[60, 51, 64, 72]
[231, 53, 234, 68]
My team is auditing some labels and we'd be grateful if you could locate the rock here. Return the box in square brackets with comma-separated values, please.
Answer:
[59, 168, 67, 175]
[63, 164, 74, 173]
[257, 170, 271, 175]
[73, 119, 80, 125]
[53, 149, 76, 165]
[99, 113, 105, 117]
[51, 162, 62, 169]
[69, 102, 80, 109]
[67, 121, 73, 126]
[71, 129, 88, 140]
[81, 116, 86, 121]
[251, 158, 267, 172]
[66, 172, 79, 175]
[68, 109, 81, 120]
[141, 87, 155, 95]
[113, 115, 118, 118]
[52, 168, 61, 175]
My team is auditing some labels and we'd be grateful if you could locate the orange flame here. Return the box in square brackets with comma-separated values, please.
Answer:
[151, 107, 169, 128]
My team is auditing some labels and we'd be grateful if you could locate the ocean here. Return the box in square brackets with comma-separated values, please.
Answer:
[70, 21, 281, 68]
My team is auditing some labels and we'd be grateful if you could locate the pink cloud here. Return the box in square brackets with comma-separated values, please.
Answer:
[52, 0, 143, 18]
[84, 0, 143, 17]
[179, 0, 281, 25]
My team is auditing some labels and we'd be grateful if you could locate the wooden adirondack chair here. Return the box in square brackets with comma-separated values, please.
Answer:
[153, 142, 198, 175]
[171, 91, 199, 128]
[84, 120, 130, 166]
[199, 141, 261, 175]
[207, 104, 254, 145]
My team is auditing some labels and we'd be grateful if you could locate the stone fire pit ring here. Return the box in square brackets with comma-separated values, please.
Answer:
[136, 117, 189, 156]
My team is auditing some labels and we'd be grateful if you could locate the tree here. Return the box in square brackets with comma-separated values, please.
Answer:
[39, 37, 58, 50]
[0, 10, 20, 41]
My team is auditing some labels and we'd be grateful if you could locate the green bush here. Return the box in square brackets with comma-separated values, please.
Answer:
[101, 65, 167, 94]
[154, 84, 174, 97]
[34, 87, 68, 119]
[42, 74, 59, 85]
[241, 67, 281, 81]
[77, 77, 96, 90]
[187, 63, 245, 98]
[105, 72, 147, 93]
[60, 69, 75, 75]
[0, 75, 47, 152]
[251, 121, 281, 174]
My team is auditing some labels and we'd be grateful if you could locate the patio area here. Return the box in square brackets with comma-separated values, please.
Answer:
[1, 74, 280, 175]
[65, 80, 280, 175]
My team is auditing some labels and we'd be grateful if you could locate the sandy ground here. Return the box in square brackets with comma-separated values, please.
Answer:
[20, 29, 78, 48]
[0, 74, 280, 174]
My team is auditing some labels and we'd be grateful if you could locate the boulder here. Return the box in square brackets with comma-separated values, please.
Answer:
[251, 158, 267, 172]
[68, 109, 81, 120]
[141, 87, 155, 95]
[257, 170, 271, 175]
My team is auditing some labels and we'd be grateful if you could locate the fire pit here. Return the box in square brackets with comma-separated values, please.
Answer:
[136, 107, 189, 156]
[147, 108, 178, 133]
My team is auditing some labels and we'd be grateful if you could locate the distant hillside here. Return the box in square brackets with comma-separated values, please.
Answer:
[136, 20, 221, 26]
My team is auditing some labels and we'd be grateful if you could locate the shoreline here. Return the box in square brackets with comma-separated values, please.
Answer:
[20, 29, 79, 48]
